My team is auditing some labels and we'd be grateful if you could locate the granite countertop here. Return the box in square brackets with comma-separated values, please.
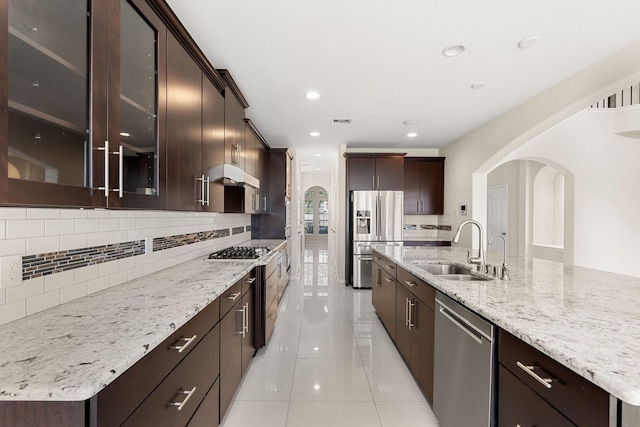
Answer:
[0, 239, 285, 402]
[375, 245, 640, 405]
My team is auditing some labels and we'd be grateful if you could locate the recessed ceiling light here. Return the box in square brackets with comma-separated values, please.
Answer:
[120, 132, 131, 137]
[310, 131, 320, 137]
[314, 153, 322, 157]
[305, 91, 320, 100]
[471, 82, 486, 90]
[407, 132, 418, 138]
[315, 168, 321, 171]
[518, 36, 540, 49]
[403, 119, 420, 125]
[442, 44, 465, 57]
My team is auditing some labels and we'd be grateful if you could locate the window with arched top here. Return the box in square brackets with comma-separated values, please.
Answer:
[304, 186, 329, 239]
[533, 166, 564, 248]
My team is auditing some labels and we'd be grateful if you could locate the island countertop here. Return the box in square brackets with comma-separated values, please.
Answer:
[375, 245, 640, 406]
[0, 239, 284, 402]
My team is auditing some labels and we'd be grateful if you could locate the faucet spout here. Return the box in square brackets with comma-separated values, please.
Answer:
[488, 234, 509, 281]
[452, 220, 485, 266]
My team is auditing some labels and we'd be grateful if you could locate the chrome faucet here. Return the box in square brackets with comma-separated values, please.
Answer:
[488, 234, 510, 281]
[452, 220, 485, 267]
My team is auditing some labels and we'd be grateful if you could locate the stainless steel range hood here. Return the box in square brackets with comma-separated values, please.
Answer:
[208, 164, 260, 189]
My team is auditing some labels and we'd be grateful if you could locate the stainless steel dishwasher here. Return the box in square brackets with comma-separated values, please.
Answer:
[433, 291, 495, 427]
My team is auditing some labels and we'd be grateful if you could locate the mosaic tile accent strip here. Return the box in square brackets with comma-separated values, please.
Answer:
[153, 228, 230, 252]
[232, 226, 245, 235]
[245, 225, 251, 232]
[22, 241, 145, 281]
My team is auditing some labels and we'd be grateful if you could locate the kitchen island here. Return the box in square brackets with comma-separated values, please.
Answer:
[376, 245, 640, 409]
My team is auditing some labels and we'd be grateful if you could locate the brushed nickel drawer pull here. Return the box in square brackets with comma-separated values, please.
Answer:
[246, 277, 256, 284]
[384, 277, 394, 283]
[269, 314, 277, 319]
[169, 335, 197, 354]
[225, 292, 241, 301]
[386, 265, 396, 270]
[516, 361, 554, 389]
[169, 386, 197, 411]
[404, 280, 416, 287]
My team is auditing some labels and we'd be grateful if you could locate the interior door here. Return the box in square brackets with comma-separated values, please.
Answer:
[488, 185, 508, 256]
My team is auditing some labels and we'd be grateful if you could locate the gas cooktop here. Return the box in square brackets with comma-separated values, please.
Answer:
[208, 246, 270, 260]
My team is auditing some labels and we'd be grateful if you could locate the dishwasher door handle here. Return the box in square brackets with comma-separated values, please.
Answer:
[438, 304, 484, 344]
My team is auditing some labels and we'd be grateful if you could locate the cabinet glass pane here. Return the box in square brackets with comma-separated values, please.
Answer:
[7, 0, 89, 185]
[120, 0, 158, 195]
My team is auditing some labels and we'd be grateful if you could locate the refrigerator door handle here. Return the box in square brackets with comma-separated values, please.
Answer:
[377, 194, 381, 240]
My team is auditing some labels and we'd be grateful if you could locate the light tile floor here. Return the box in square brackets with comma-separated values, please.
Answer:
[220, 242, 440, 427]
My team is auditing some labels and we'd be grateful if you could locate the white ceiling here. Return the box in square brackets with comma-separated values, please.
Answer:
[166, 0, 640, 173]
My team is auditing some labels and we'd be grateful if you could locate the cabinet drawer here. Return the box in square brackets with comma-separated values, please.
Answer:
[186, 378, 219, 427]
[122, 324, 219, 427]
[266, 270, 278, 309]
[499, 365, 575, 427]
[373, 255, 397, 278]
[499, 330, 608, 427]
[241, 269, 256, 296]
[95, 299, 219, 427]
[397, 267, 435, 310]
[220, 281, 243, 317]
[265, 297, 278, 343]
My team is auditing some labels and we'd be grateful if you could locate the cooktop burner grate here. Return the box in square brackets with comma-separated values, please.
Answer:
[208, 246, 270, 260]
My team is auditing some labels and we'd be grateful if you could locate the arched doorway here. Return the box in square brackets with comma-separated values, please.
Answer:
[303, 186, 329, 242]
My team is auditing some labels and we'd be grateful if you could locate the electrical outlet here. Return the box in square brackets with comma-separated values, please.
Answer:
[0, 255, 23, 288]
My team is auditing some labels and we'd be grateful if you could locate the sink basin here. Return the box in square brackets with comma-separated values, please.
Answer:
[417, 263, 472, 276]
[411, 262, 492, 281]
[437, 274, 491, 281]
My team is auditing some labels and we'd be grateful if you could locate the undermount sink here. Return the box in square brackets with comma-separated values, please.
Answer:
[411, 262, 492, 281]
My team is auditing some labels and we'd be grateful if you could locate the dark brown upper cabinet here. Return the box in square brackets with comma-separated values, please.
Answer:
[346, 154, 405, 191]
[218, 70, 248, 171]
[1, 0, 167, 209]
[403, 157, 444, 215]
[245, 119, 270, 214]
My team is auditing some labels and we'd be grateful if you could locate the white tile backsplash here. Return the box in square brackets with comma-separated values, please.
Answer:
[6, 278, 44, 303]
[26, 235, 60, 254]
[6, 220, 45, 239]
[26, 290, 60, 315]
[45, 219, 75, 236]
[0, 207, 251, 326]
[0, 300, 26, 325]
[60, 282, 88, 304]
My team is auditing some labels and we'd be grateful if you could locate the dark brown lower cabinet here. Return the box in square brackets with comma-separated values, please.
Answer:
[377, 268, 396, 340]
[241, 283, 256, 375]
[187, 379, 220, 427]
[121, 325, 219, 427]
[219, 296, 243, 422]
[394, 282, 434, 401]
[0, 401, 85, 427]
[498, 329, 609, 427]
[499, 365, 575, 427]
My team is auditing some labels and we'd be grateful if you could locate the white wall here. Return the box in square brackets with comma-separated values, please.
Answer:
[441, 38, 640, 269]
[505, 109, 640, 276]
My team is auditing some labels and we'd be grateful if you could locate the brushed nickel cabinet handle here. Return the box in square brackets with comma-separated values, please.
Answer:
[225, 292, 241, 301]
[169, 386, 197, 411]
[384, 277, 394, 283]
[269, 314, 277, 319]
[516, 361, 554, 389]
[169, 335, 197, 354]
[246, 277, 256, 284]
[408, 300, 415, 330]
[404, 280, 416, 287]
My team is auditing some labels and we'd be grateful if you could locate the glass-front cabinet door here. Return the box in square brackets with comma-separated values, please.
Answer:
[1, 0, 165, 208]
[111, 0, 165, 209]
[4, 0, 96, 206]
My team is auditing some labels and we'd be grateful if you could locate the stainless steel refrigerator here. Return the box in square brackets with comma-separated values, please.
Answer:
[352, 190, 403, 288]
